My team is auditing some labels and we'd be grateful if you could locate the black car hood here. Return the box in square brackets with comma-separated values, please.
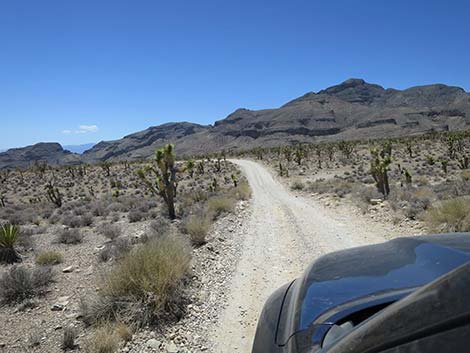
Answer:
[296, 233, 470, 332]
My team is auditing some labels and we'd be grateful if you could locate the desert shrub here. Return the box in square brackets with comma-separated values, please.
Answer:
[91, 201, 110, 217]
[98, 223, 121, 240]
[128, 209, 145, 223]
[425, 197, 470, 232]
[290, 180, 305, 191]
[87, 324, 119, 353]
[207, 196, 236, 218]
[98, 238, 131, 262]
[100, 236, 191, 323]
[0, 224, 20, 264]
[182, 215, 211, 246]
[81, 213, 94, 227]
[307, 179, 355, 198]
[230, 180, 251, 200]
[57, 228, 83, 244]
[145, 218, 171, 241]
[0, 265, 53, 304]
[35, 250, 63, 265]
[389, 187, 435, 220]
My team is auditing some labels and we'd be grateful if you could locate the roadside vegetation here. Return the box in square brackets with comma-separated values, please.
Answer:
[0, 144, 250, 352]
[242, 130, 470, 232]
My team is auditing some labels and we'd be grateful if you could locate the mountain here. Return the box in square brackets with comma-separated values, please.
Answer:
[63, 143, 96, 154]
[83, 78, 470, 161]
[0, 143, 81, 169]
[2, 79, 470, 168]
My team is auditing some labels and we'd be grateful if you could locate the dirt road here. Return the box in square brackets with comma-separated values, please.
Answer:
[210, 160, 391, 352]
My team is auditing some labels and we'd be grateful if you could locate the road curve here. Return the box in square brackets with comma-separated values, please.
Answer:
[210, 159, 388, 353]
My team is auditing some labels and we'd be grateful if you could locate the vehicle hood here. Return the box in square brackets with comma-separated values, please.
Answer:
[297, 233, 470, 331]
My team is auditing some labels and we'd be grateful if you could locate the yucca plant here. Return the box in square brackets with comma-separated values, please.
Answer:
[0, 224, 21, 264]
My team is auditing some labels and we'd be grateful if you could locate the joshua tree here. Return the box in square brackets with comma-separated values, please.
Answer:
[457, 155, 469, 170]
[137, 144, 178, 219]
[402, 168, 412, 186]
[100, 162, 112, 177]
[440, 159, 448, 174]
[370, 147, 392, 198]
[46, 181, 62, 207]
[197, 161, 205, 175]
[231, 174, 238, 187]
[294, 145, 304, 166]
[185, 159, 195, 178]
[405, 140, 413, 158]
[338, 141, 356, 159]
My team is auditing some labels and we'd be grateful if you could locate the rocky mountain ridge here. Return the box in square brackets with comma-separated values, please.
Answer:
[2, 78, 469, 168]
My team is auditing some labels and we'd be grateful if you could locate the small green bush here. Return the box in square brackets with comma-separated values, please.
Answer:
[35, 250, 63, 265]
[425, 197, 470, 232]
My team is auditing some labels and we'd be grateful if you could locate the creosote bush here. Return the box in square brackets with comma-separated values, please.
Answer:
[425, 197, 470, 232]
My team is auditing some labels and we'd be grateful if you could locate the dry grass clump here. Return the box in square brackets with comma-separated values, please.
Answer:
[182, 215, 211, 246]
[35, 250, 63, 265]
[425, 197, 470, 232]
[82, 236, 191, 327]
[86, 323, 119, 353]
[207, 196, 236, 218]
[0, 265, 53, 304]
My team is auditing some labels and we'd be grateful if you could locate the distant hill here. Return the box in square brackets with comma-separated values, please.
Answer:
[63, 143, 96, 154]
[2, 78, 470, 169]
[0, 143, 81, 169]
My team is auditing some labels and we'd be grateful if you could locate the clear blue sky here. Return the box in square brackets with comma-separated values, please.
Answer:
[1, 0, 469, 150]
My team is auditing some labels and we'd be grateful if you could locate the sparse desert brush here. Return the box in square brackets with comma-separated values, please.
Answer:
[100, 236, 191, 323]
[207, 195, 236, 218]
[425, 197, 470, 232]
[183, 214, 211, 246]
[57, 228, 83, 244]
[0, 223, 20, 264]
[0, 265, 53, 304]
[35, 250, 63, 265]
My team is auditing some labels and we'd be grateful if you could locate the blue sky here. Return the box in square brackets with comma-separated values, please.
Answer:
[1, 0, 469, 150]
